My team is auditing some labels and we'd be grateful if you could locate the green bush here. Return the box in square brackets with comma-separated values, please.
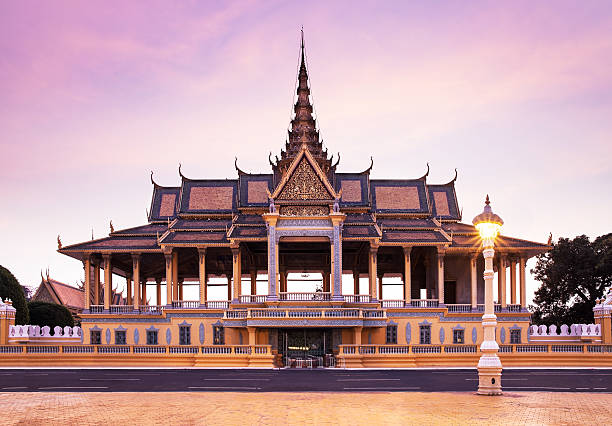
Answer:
[27, 301, 74, 329]
[0, 265, 29, 324]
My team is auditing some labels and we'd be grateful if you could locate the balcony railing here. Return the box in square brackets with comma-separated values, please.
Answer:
[245, 308, 384, 319]
[446, 304, 472, 313]
[0, 345, 273, 356]
[410, 299, 440, 308]
[110, 305, 133, 314]
[139, 305, 164, 315]
[89, 305, 104, 314]
[343, 295, 372, 303]
[239, 295, 267, 304]
[279, 292, 331, 301]
[171, 301, 200, 309]
[381, 300, 405, 308]
[205, 301, 230, 309]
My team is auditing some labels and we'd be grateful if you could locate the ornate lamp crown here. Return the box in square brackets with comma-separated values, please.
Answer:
[472, 195, 504, 241]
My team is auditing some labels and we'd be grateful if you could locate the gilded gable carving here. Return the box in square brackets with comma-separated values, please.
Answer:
[278, 158, 332, 200]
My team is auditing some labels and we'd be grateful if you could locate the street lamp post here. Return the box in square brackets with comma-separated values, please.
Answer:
[473, 195, 504, 395]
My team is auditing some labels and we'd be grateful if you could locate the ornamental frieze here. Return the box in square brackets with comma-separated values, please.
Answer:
[279, 205, 329, 216]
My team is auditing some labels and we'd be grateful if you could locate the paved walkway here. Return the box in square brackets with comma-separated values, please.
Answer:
[2, 391, 611, 425]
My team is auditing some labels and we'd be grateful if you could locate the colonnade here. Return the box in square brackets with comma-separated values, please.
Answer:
[81, 243, 530, 311]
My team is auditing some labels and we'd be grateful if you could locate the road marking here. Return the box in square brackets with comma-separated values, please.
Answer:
[80, 378, 141, 381]
[2, 387, 27, 390]
[203, 378, 270, 381]
[337, 379, 401, 381]
[504, 387, 571, 390]
[38, 386, 108, 390]
[343, 387, 421, 390]
[465, 378, 527, 381]
[188, 386, 260, 390]
[103, 373, 160, 376]
[575, 388, 590, 390]
[25, 374, 48, 376]
[0, 374, 13, 376]
[593, 388, 608, 390]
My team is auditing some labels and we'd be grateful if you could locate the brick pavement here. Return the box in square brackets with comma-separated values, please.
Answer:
[0, 391, 610, 425]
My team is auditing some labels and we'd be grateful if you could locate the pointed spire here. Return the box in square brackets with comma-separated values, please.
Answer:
[272, 29, 336, 180]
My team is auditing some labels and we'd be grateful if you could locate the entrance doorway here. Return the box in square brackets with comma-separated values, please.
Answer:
[278, 328, 334, 368]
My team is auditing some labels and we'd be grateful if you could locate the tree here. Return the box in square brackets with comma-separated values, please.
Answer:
[530, 233, 612, 325]
[0, 265, 29, 324]
[27, 301, 74, 329]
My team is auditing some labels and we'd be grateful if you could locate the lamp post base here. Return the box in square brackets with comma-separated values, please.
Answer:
[477, 354, 503, 395]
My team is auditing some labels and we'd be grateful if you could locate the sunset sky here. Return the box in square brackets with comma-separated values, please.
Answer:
[1, 1, 611, 304]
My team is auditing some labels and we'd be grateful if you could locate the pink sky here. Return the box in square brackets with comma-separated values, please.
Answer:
[1, 1, 611, 304]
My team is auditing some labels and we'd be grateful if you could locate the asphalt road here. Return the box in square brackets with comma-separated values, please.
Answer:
[0, 369, 610, 392]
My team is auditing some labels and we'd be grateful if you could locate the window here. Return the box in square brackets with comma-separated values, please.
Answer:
[419, 325, 431, 344]
[386, 325, 397, 344]
[115, 330, 126, 345]
[213, 325, 225, 345]
[179, 326, 191, 345]
[146, 330, 158, 345]
[510, 329, 521, 344]
[90, 330, 101, 345]
[453, 329, 464, 344]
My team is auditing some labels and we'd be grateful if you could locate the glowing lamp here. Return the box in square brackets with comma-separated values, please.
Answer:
[472, 195, 503, 246]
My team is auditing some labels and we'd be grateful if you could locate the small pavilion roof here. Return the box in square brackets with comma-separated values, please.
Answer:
[159, 230, 229, 246]
[381, 229, 451, 245]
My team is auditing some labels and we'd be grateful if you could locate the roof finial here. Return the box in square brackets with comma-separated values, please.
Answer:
[301, 26, 305, 60]
[485, 194, 490, 205]
[57, 235, 62, 249]
[109, 220, 114, 233]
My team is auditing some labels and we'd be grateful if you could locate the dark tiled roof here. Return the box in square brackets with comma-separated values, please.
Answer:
[450, 234, 550, 250]
[370, 180, 430, 214]
[60, 236, 160, 252]
[178, 179, 238, 214]
[335, 173, 370, 207]
[342, 225, 381, 239]
[442, 222, 476, 234]
[378, 218, 438, 229]
[149, 186, 180, 222]
[239, 174, 273, 207]
[228, 226, 267, 240]
[381, 229, 450, 245]
[171, 219, 232, 231]
[428, 183, 461, 220]
[160, 231, 229, 245]
[111, 223, 168, 236]
[233, 214, 265, 225]
[344, 213, 375, 224]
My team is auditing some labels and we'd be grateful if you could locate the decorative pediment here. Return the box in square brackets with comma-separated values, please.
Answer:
[272, 146, 338, 202]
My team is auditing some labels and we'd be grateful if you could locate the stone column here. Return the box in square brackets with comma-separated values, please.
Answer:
[93, 264, 100, 305]
[437, 248, 445, 304]
[198, 248, 207, 306]
[172, 251, 179, 301]
[132, 254, 140, 310]
[248, 327, 256, 346]
[279, 269, 287, 294]
[403, 246, 412, 305]
[264, 212, 280, 301]
[227, 275, 232, 301]
[322, 270, 330, 293]
[156, 278, 162, 306]
[142, 279, 148, 305]
[498, 255, 507, 308]
[164, 251, 173, 306]
[250, 269, 257, 296]
[378, 273, 384, 301]
[354, 326, 362, 345]
[83, 256, 92, 310]
[126, 275, 132, 306]
[232, 245, 242, 301]
[368, 244, 379, 301]
[178, 278, 183, 301]
[519, 256, 527, 308]
[102, 254, 112, 310]
[330, 213, 344, 301]
[510, 258, 517, 305]
[353, 270, 359, 295]
[470, 253, 478, 309]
